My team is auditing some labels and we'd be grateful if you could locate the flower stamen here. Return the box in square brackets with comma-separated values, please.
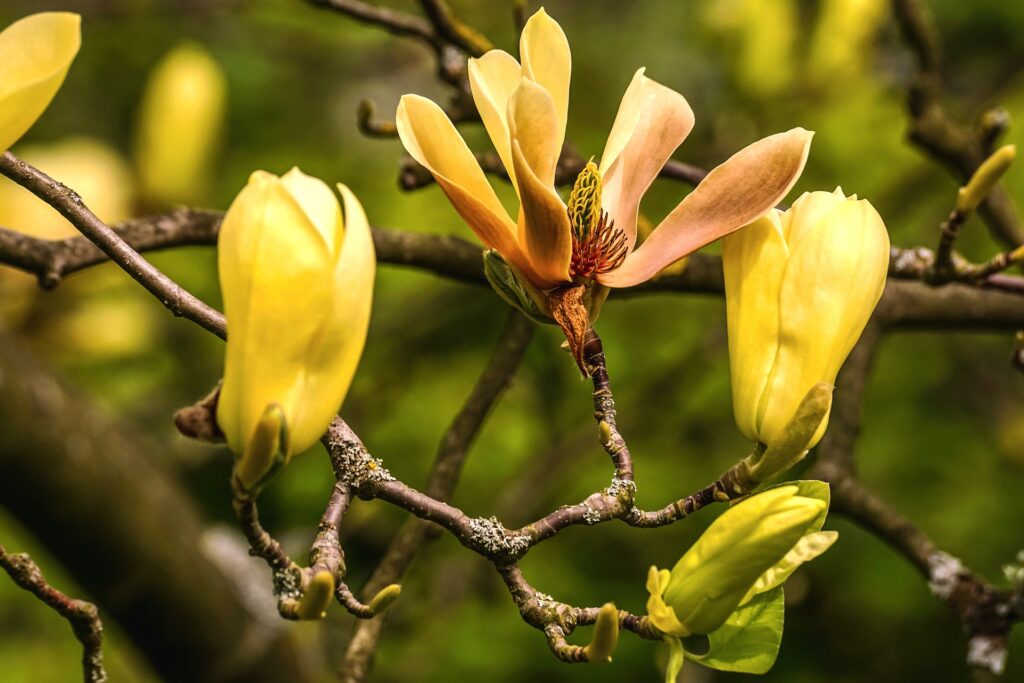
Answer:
[567, 161, 628, 279]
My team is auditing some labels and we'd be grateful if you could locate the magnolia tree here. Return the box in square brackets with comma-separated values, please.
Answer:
[0, 3, 1022, 682]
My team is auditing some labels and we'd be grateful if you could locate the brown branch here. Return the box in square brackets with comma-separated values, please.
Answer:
[304, 0, 437, 46]
[891, 0, 1024, 248]
[0, 331, 312, 682]
[0, 152, 226, 338]
[0, 544, 106, 683]
[418, 0, 492, 56]
[494, 562, 658, 663]
[805, 313, 1020, 678]
[338, 311, 534, 683]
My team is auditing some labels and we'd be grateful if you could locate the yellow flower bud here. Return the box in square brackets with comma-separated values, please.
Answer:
[296, 570, 336, 620]
[583, 602, 620, 663]
[723, 189, 889, 450]
[368, 583, 402, 615]
[647, 485, 826, 636]
[0, 12, 80, 153]
[956, 144, 1016, 214]
[135, 42, 226, 206]
[216, 168, 375, 470]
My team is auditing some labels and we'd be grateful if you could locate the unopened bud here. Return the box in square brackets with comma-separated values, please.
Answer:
[368, 583, 402, 615]
[583, 602, 619, 663]
[957, 145, 1016, 213]
[296, 570, 335, 620]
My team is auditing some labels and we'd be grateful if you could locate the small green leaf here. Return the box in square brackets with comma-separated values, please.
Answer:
[689, 586, 785, 674]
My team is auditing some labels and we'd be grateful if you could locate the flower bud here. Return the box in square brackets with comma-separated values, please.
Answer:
[296, 570, 335, 620]
[646, 485, 827, 636]
[368, 583, 402, 615]
[135, 42, 226, 206]
[0, 12, 80, 152]
[216, 168, 375, 475]
[956, 144, 1016, 214]
[722, 189, 889, 451]
[584, 602, 619, 663]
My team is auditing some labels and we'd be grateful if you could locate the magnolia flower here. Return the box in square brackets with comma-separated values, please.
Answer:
[0, 12, 81, 152]
[396, 9, 811, 296]
[135, 42, 227, 206]
[723, 189, 890, 455]
[216, 168, 375, 490]
[646, 484, 833, 638]
[646, 483, 837, 679]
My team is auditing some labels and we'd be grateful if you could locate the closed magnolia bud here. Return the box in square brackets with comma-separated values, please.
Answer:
[723, 189, 889, 450]
[135, 42, 226, 206]
[647, 485, 826, 636]
[216, 168, 375, 476]
[0, 12, 80, 152]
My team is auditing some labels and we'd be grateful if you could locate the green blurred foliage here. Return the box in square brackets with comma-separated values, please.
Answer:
[1, 0, 1024, 681]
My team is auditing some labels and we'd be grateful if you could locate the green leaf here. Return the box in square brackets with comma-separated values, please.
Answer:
[689, 586, 785, 674]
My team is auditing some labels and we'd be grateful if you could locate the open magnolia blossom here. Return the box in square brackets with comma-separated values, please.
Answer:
[647, 482, 837, 678]
[723, 189, 890, 459]
[0, 12, 81, 153]
[216, 168, 375, 491]
[396, 8, 812, 309]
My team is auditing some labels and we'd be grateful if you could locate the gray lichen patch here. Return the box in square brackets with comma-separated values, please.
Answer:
[927, 551, 964, 600]
[605, 477, 636, 499]
[332, 440, 395, 489]
[467, 516, 530, 560]
[272, 565, 303, 600]
[967, 635, 1007, 674]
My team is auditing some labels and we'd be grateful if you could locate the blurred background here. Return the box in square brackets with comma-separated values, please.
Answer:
[1, 0, 1023, 681]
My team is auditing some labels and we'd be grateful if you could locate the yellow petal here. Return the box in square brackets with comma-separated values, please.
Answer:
[396, 95, 524, 262]
[662, 486, 824, 634]
[284, 183, 375, 454]
[519, 8, 570, 149]
[216, 172, 335, 456]
[508, 81, 571, 287]
[468, 50, 522, 188]
[280, 166, 343, 254]
[599, 128, 812, 288]
[756, 194, 889, 445]
[722, 211, 788, 443]
[0, 12, 81, 152]
[599, 68, 694, 252]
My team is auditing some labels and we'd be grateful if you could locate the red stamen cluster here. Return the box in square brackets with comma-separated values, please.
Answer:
[570, 209, 628, 279]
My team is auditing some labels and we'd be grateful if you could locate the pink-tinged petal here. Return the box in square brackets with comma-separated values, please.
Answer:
[599, 69, 694, 251]
[396, 94, 521, 259]
[519, 8, 570, 149]
[507, 80, 570, 288]
[468, 50, 522, 188]
[598, 128, 813, 288]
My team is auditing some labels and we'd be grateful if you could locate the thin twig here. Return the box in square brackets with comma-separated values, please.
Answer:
[337, 311, 534, 682]
[0, 152, 226, 338]
[0, 544, 106, 683]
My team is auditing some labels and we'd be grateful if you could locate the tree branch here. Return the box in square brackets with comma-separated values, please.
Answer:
[0, 544, 106, 683]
